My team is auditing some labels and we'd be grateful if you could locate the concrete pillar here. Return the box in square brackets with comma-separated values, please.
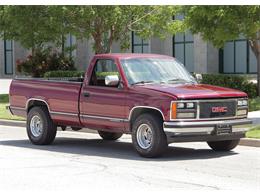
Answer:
[75, 38, 95, 70]
[207, 43, 219, 73]
[111, 41, 132, 53]
[150, 35, 172, 56]
[194, 34, 207, 73]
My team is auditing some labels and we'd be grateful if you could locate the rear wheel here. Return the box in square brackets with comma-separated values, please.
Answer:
[132, 113, 167, 158]
[27, 106, 57, 145]
[98, 131, 123, 141]
[207, 139, 240, 151]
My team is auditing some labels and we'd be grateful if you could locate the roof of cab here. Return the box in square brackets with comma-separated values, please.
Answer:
[94, 53, 174, 59]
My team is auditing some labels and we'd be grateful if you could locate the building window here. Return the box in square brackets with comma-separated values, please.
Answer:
[64, 34, 76, 58]
[173, 14, 194, 72]
[219, 38, 257, 74]
[132, 32, 149, 53]
[173, 31, 194, 72]
[4, 40, 13, 75]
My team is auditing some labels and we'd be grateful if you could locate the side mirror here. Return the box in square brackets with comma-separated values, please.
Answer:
[105, 75, 119, 86]
[195, 73, 202, 83]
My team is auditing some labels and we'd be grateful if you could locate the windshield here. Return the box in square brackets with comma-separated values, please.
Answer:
[120, 58, 196, 85]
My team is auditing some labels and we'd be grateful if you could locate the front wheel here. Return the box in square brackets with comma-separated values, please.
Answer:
[207, 139, 240, 151]
[27, 106, 57, 145]
[132, 113, 167, 158]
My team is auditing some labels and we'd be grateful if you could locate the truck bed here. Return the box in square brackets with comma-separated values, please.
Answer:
[9, 78, 83, 126]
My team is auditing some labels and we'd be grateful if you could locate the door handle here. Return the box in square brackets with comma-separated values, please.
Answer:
[83, 92, 90, 97]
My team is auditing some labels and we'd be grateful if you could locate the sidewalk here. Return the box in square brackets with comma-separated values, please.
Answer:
[0, 79, 12, 94]
[248, 110, 260, 125]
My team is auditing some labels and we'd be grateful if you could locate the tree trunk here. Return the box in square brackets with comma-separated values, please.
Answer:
[61, 34, 65, 57]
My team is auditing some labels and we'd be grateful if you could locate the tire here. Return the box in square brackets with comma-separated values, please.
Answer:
[98, 131, 123, 141]
[27, 106, 57, 145]
[207, 139, 240, 151]
[132, 113, 167, 158]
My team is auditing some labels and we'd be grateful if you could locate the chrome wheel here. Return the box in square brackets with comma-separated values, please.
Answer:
[30, 115, 43, 137]
[136, 124, 153, 149]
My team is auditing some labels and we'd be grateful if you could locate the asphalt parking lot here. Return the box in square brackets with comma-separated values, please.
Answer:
[0, 125, 259, 190]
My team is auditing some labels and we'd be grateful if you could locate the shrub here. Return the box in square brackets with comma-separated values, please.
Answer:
[200, 74, 257, 98]
[44, 71, 118, 79]
[17, 47, 76, 77]
[96, 72, 119, 78]
[44, 70, 85, 78]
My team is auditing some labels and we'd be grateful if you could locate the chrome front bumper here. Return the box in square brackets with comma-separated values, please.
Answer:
[164, 118, 252, 135]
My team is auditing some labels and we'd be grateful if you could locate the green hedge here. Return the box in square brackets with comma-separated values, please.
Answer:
[44, 71, 85, 78]
[44, 71, 118, 79]
[200, 74, 257, 98]
[96, 72, 119, 78]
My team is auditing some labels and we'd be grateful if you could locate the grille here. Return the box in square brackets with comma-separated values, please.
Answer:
[199, 101, 236, 119]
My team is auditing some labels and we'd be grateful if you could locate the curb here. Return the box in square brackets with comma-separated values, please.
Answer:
[0, 119, 25, 127]
[239, 138, 260, 147]
[0, 119, 259, 147]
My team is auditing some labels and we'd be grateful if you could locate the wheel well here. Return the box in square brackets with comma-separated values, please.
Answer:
[129, 108, 164, 131]
[27, 100, 49, 113]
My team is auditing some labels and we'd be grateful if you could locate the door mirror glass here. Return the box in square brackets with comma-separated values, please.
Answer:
[105, 75, 119, 86]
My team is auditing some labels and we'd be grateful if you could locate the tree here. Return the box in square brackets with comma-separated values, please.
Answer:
[0, 5, 182, 55]
[181, 6, 260, 96]
[63, 5, 181, 54]
[0, 6, 68, 56]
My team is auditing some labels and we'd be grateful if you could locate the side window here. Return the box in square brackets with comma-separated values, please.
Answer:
[89, 59, 119, 87]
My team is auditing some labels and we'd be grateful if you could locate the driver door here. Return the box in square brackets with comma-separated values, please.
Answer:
[80, 58, 127, 132]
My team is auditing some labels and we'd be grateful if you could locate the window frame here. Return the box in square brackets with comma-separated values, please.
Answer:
[219, 39, 256, 74]
[89, 58, 120, 88]
[4, 40, 14, 75]
[131, 32, 149, 53]
[172, 33, 194, 71]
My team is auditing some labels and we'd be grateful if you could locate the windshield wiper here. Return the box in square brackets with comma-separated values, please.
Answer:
[131, 80, 154, 85]
[167, 78, 195, 84]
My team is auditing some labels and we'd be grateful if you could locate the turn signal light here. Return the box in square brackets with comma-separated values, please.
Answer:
[171, 102, 177, 119]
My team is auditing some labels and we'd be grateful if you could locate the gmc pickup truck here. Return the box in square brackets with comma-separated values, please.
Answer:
[9, 53, 252, 157]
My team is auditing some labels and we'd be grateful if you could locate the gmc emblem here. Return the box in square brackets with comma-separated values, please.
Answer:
[211, 106, 228, 113]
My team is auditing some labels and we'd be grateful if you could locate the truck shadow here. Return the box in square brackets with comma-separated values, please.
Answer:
[0, 137, 238, 161]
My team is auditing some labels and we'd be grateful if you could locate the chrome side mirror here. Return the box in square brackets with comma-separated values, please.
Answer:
[195, 73, 202, 83]
[105, 75, 119, 86]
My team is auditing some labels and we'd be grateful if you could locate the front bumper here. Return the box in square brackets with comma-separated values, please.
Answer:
[164, 118, 252, 143]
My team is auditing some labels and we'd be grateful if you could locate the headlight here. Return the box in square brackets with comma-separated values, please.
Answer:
[186, 102, 194, 108]
[237, 99, 248, 117]
[237, 109, 247, 116]
[177, 112, 195, 118]
[177, 103, 185, 109]
[237, 99, 248, 107]
[171, 101, 196, 119]
[177, 102, 195, 109]
[242, 100, 248, 106]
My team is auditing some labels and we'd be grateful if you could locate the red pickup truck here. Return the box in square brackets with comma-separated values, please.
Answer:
[8, 53, 252, 157]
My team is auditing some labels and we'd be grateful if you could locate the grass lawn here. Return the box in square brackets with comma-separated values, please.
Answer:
[246, 126, 260, 139]
[0, 94, 25, 121]
[0, 94, 9, 103]
[0, 103, 25, 121]
[249, 97, 260, 112]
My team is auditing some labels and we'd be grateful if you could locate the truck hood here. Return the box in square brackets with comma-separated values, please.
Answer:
[136, 83, 247, 99]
